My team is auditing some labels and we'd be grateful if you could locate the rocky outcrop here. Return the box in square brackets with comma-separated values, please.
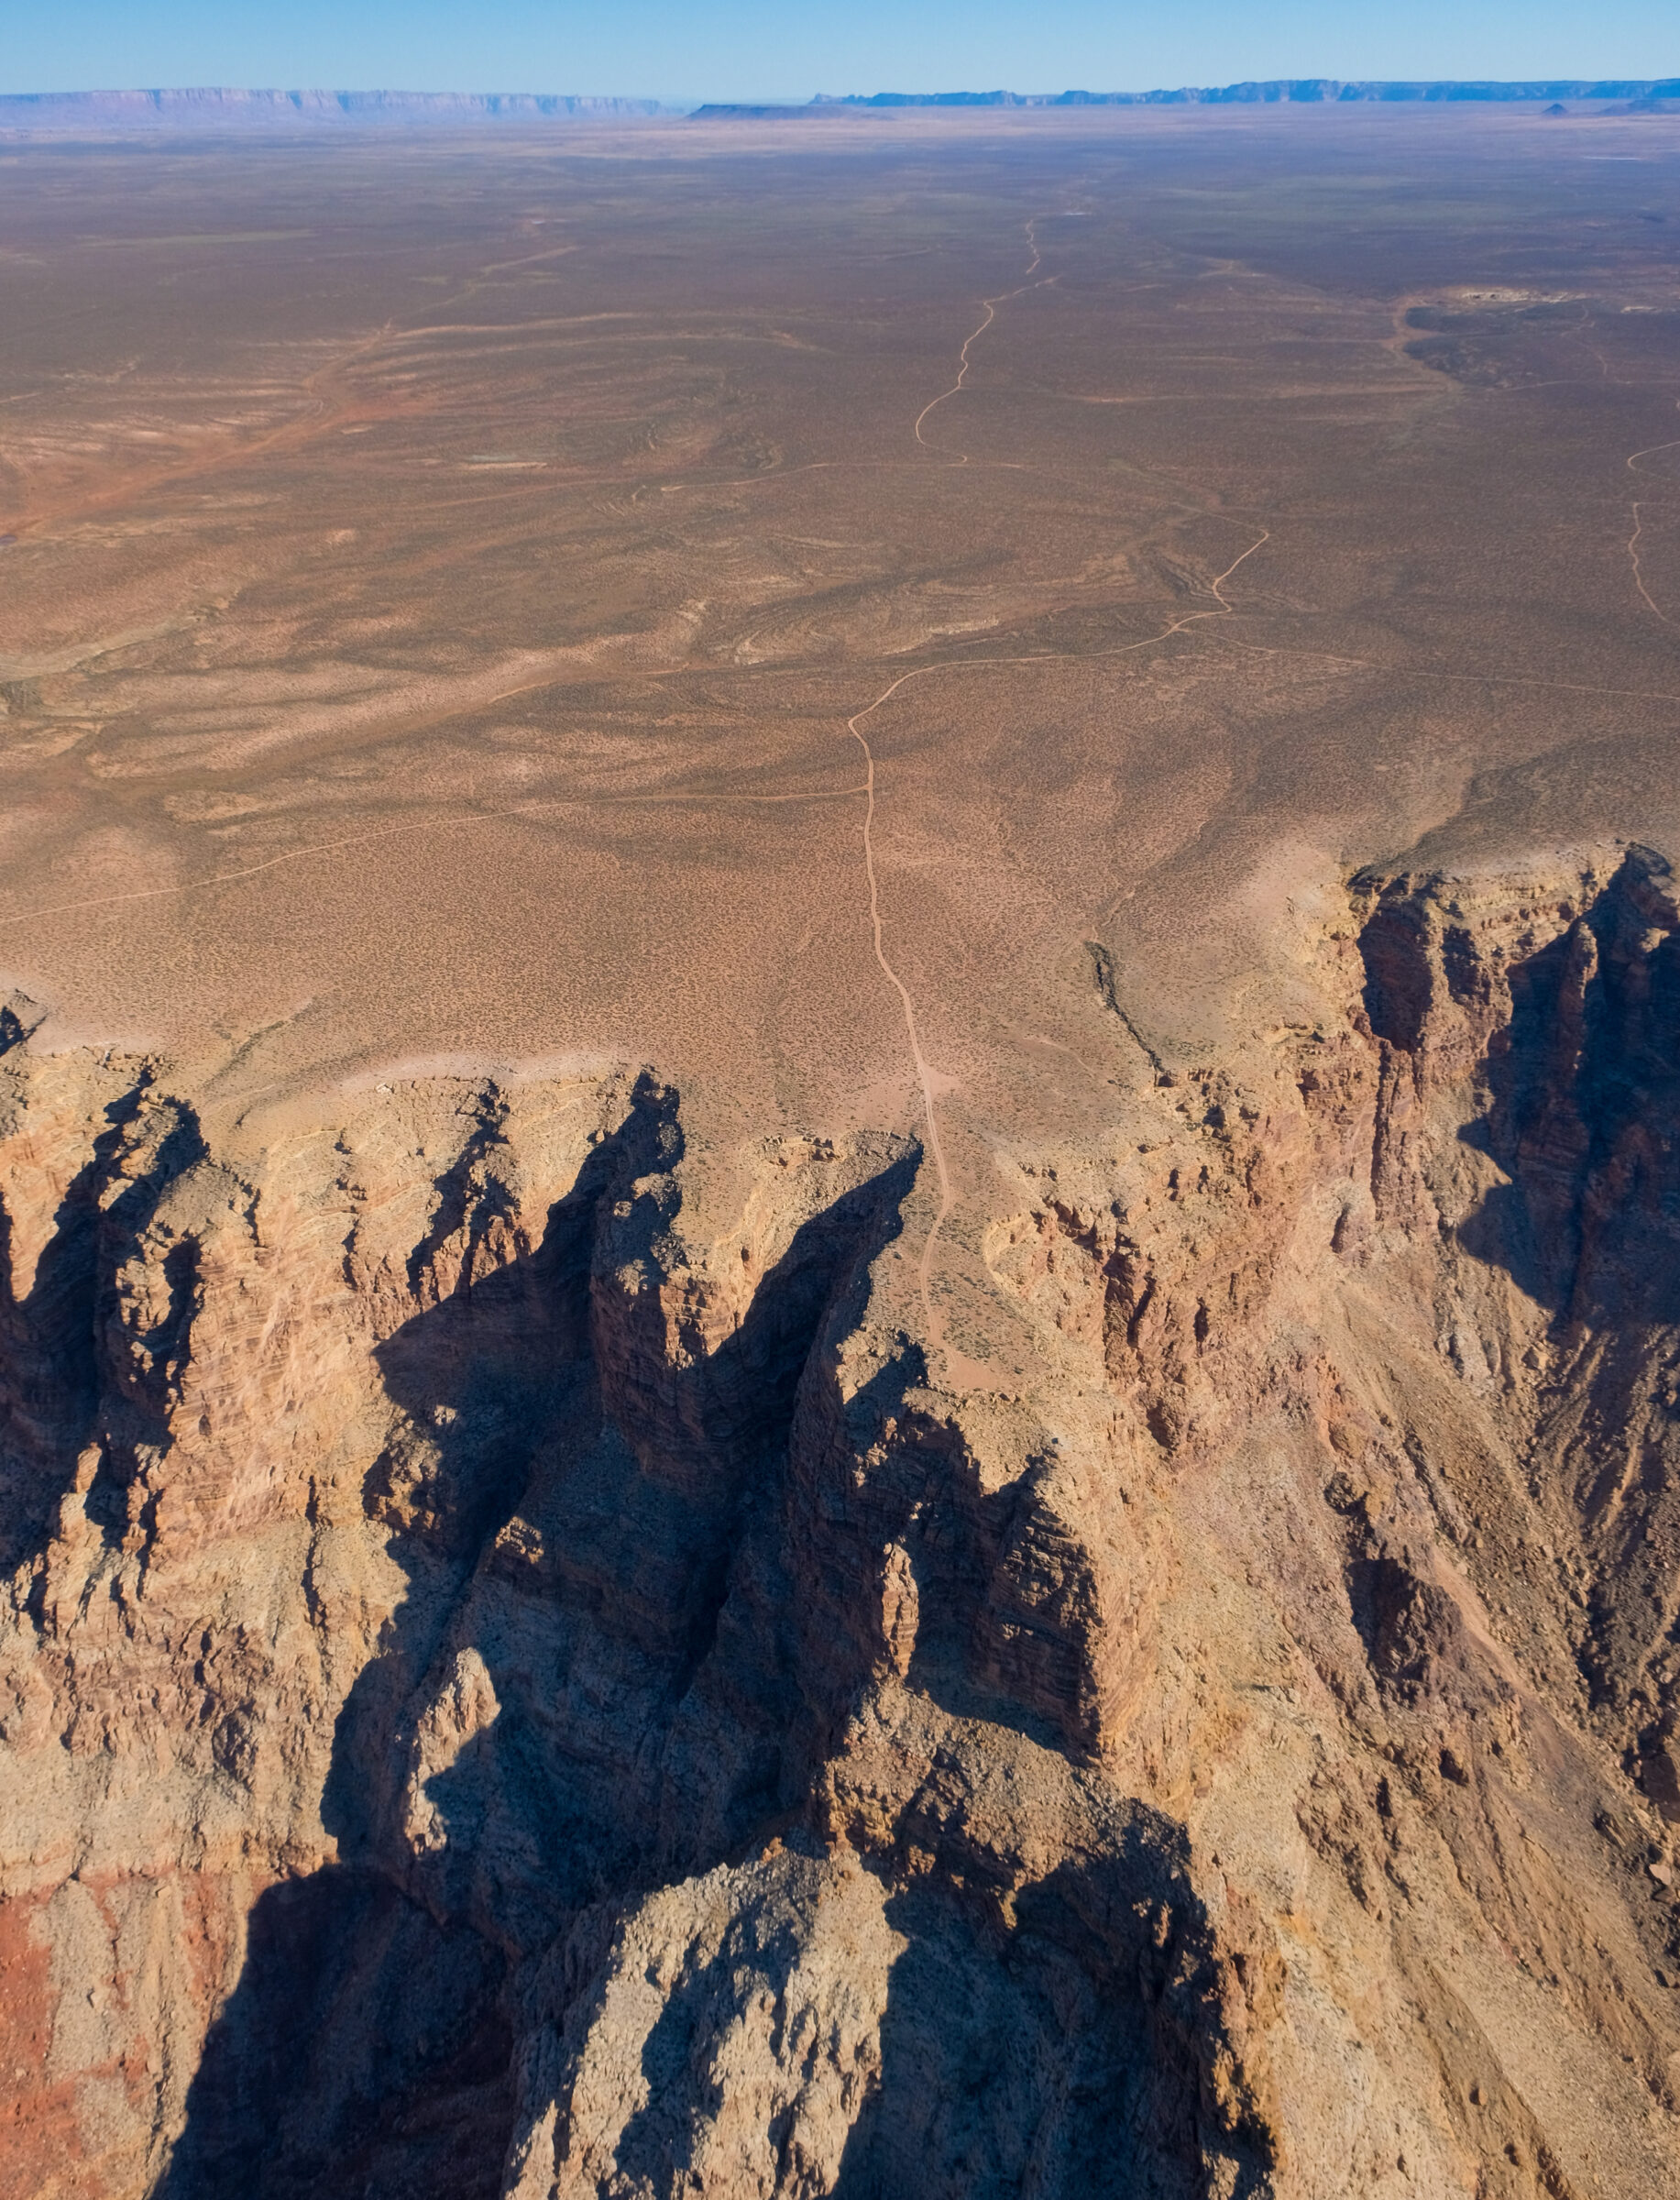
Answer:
[5, 842, 1680, 2198]
[1351, 847, 1680, 1802]
[1, 1040, 1262, 2199]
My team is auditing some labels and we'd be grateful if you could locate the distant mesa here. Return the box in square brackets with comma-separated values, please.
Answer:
[4, 81, 1680, 133]
[806, 80, 1680, 110]
[0, 87, 677, 128]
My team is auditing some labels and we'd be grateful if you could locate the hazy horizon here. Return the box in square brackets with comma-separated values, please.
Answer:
[4, 72, 1678, 112]
[4, 0, 1675, 106]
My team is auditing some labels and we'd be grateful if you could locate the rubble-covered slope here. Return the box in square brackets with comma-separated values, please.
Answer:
[3, 843, 1680, 2200]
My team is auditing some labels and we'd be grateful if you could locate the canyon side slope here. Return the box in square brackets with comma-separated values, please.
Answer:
[3, 106, 1680, 2199]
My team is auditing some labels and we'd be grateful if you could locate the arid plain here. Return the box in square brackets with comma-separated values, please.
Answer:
[5, 105, 1680, 2200]
[5, 109, 1680, 1366]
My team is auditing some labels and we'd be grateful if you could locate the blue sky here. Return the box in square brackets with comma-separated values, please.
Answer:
[2, 0, 1675, 104]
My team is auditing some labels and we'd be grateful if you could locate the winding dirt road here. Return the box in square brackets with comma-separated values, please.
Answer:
[851, 220, 1270, 1371]
[1628, 429, 1680, 631]
[912, 222, 1044, 461]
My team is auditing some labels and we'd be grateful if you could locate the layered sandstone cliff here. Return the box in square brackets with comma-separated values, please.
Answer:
[4, 842, 1680, 2199]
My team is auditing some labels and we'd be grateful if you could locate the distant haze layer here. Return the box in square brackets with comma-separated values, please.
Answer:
[3, 80, 1680, 129]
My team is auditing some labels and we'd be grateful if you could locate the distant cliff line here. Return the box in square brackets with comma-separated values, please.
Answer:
[813, 80, 1680, 107]
[3, 82, 1678, 132]
[0, 89, 677, 126]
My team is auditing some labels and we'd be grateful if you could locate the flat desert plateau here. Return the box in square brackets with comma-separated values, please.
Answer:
[3, 104, 1680, 2199]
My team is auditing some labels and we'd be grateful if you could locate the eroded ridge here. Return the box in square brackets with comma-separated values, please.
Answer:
[0, 1037, 1273, 2200]
[5, 842, 1680, 2197]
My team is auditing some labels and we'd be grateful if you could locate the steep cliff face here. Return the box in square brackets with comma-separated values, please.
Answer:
[972, 842, 1680, 2193]
[3, 843, 1680, 2200]
[1354, 846, 1680, 1808]
[0, 1045, 1261, 2200]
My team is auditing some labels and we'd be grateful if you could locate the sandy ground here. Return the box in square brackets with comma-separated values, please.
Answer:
[3, 104, 1678, 1366]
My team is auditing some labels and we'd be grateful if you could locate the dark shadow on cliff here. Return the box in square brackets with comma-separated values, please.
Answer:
[1407, 848, 1680, 1729]
[1, 1072, 203, 1578]
[156, 1092, 653, 2197]
[346, 1106, 921, 1908]
[318, 1086, 639, 1860]
[158, 1081, 919, 2197]
[587, 1815, 1225, 2200]
[1454, 848, 1680, 1327]
[153, 1866, 514, 2200]
[781, 1344, 1086, 1764]
[829, 1813, 1271, 2200]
